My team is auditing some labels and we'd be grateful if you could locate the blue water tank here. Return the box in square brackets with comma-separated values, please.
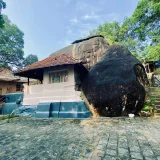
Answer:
[2, 93, 23, 114]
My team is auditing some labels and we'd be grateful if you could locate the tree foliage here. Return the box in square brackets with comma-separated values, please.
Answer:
[127, 0, 160, 60]
[90, 21, 121, 45]
[0, 0, 6, 28]
[0, 15, 24, 69]
[90, 20, 138, 53]
[23, 54, 38, 67]
[140, 43, 160, 61]
[130, 0, 160, 42]
[90, 0, 160, 61]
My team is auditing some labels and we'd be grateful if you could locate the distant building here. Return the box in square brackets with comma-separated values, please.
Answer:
[0, 68, 27, 96]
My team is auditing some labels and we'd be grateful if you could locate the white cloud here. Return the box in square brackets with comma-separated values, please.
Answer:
[82, 12, 119, 22]
[70, 18, 78, 24]
[83, 14, 99, 20]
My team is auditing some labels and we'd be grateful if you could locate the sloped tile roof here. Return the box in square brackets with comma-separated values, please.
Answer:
[0, 68, 12, 74]
[0, 68, 31, 82]
[16, 53, 81, 73]
[0, 74, 27, 82]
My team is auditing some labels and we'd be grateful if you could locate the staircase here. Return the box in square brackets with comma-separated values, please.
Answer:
[147, 87, 160, 116]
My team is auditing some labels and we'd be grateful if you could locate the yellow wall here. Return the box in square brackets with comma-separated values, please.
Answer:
[0, 81, 19, 95]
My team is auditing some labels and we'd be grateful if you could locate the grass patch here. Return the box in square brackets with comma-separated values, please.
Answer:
[69, 119, 81, 124]
[0, 114, 18, 122]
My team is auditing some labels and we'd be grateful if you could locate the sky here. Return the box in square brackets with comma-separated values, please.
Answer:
[3, 0, 139, 60]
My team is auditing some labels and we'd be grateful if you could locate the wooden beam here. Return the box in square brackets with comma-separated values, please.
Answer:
[28, 77, 29, 85]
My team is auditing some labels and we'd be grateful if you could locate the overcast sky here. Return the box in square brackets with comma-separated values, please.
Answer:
[3, 0, 139, 60]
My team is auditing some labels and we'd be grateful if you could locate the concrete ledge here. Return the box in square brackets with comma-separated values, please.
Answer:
[58, 111, 91, 118]
[35, 101, 92, 118]
[35, 103, 51, 118]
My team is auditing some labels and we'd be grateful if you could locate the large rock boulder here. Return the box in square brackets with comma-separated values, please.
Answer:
[50, 35, 110, 69]
[82, 44, 149, 116]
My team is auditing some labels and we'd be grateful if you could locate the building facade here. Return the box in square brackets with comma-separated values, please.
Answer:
[0, 68, 26, 96]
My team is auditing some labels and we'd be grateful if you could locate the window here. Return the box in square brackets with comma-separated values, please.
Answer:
[49, 70, 68, 83]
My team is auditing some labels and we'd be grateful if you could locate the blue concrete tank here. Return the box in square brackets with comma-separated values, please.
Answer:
[1, 93, 92, 118]
[2, 93, 23, 114]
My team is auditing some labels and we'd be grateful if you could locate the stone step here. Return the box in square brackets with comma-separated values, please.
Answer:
[150, 95, 160, 99]
[149, 90, 160, 92]
[23, 94, 82, 105]
[150, 86, 160, 89]
[154, 113, 160, 117]
[154, 108, 160, 113]
[146, 87, 160, 114]
[149, 93, 160, 97]
[150, 97, 160, 101]
[155, 105, 160, 109]
[150, 95, 160, 98]
[154, 101, 160, 105]
[152, 96, 160, 99]
[25, 91, 79, 98]
[146, 87, 160, 92]
[149, 91, 160, 94]
[148, 89, 160, 92]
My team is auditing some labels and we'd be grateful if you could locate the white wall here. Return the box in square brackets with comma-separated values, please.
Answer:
[43, 65, 75, 86]
[23, 65, 82, 105]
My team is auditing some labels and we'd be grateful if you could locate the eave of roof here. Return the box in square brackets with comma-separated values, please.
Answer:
[0, 68, 33, 82]
[0, 74, 28, 83]
[14, 53, 85, 78]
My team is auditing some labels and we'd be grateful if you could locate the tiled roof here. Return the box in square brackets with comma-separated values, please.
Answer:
[0, 74, 27, 82]
[16, 53, 81, 73]
[0, 68, 29, 82]
[0, 68, 12, 74]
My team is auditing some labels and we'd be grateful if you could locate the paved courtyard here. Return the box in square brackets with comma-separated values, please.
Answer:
[0, 117, 160, 160]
